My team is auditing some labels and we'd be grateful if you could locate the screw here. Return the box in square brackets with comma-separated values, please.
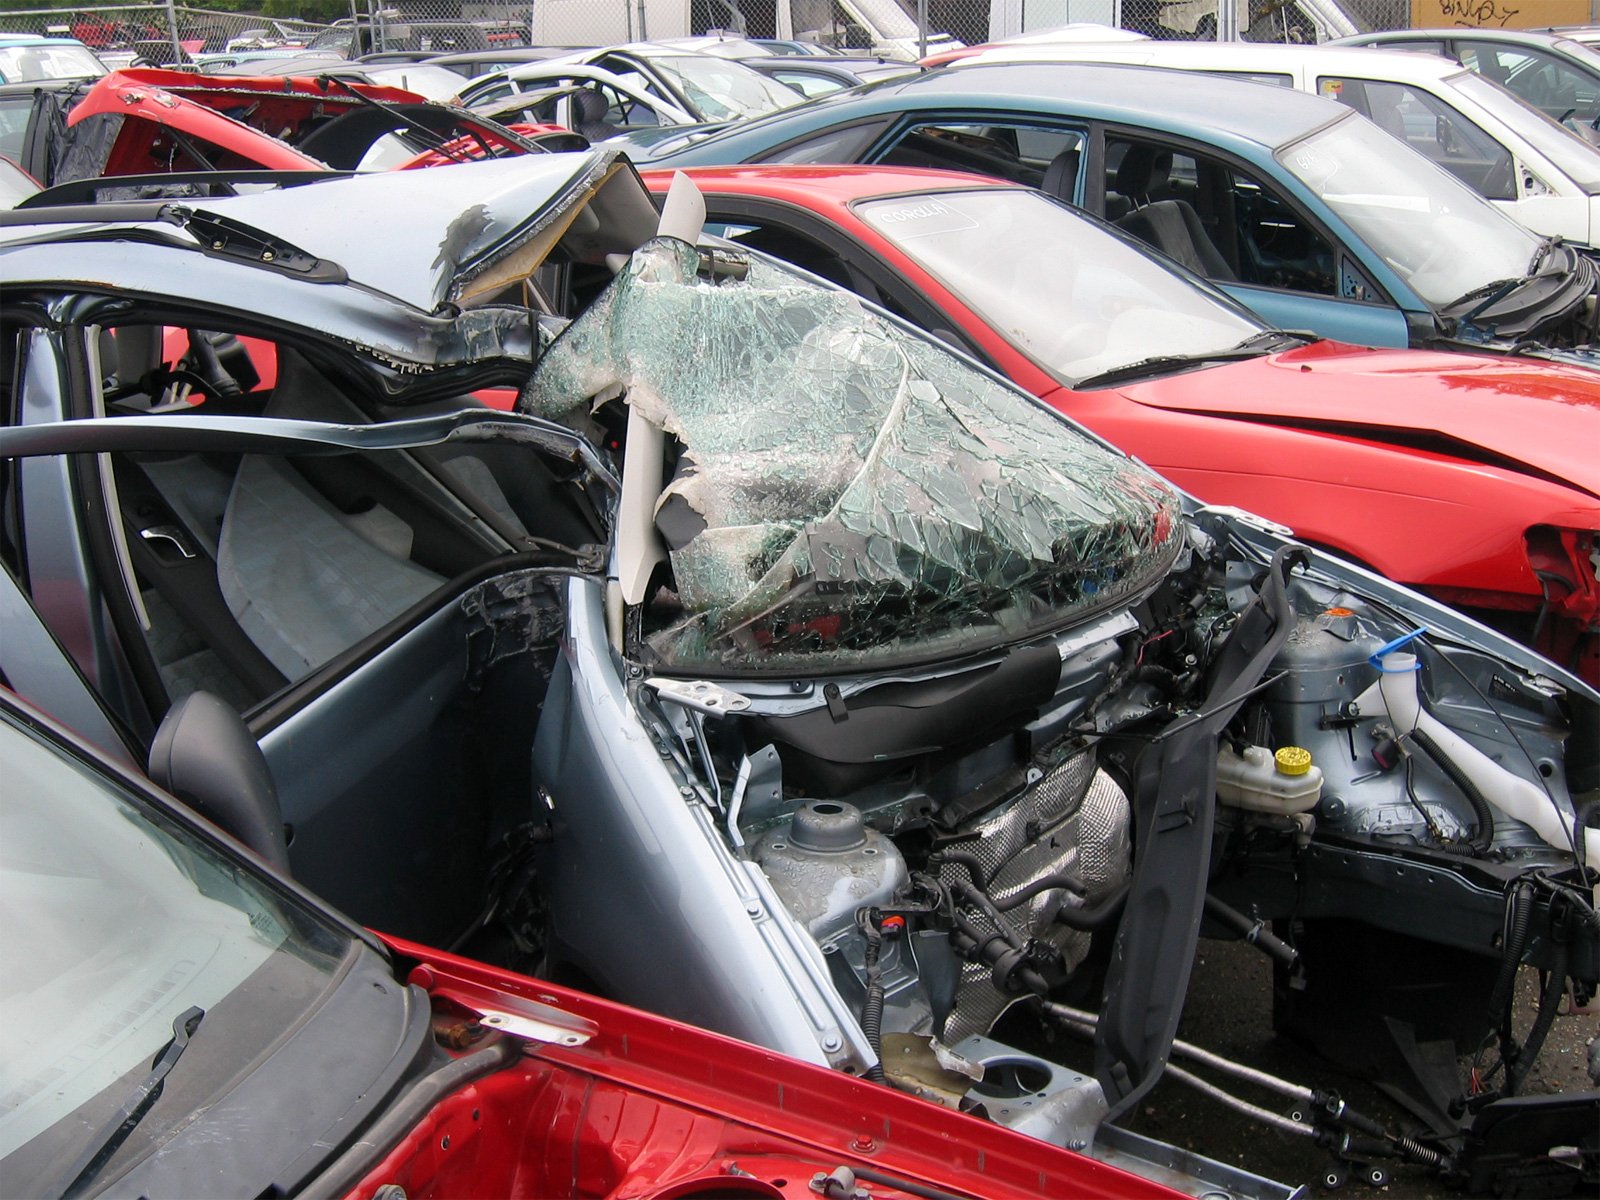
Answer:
[849, 1135, 877, 1153]
[260, 250, 274, 262]
[822, 1034, 842, 1052]
[680, 786, 695, 797]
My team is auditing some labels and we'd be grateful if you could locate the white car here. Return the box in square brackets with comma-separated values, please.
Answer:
[952, 40, 1600, 245]
[456, 42, 803, 135]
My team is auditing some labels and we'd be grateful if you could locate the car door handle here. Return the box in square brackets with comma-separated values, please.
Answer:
[139, 524, 197, 560]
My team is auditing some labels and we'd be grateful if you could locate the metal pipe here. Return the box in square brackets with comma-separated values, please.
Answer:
[1044, 1002, 1313, 1103]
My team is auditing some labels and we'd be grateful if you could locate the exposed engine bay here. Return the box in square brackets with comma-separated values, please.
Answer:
[511, 220, 1599, 1196]
[628, 513, 1599, 1195]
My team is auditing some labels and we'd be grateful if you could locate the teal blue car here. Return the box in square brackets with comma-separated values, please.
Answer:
[636, 61, 1600, 364]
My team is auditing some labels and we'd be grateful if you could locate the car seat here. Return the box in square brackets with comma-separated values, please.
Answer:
[1106, 143, 1172, 221]
[1108, 143, 1235, 281]
[570, 88, 620, 141]
[1041, 146, 1081, 202]
[1115, 200, 1237, 281]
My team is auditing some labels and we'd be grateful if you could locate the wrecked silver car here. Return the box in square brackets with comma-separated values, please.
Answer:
[1, 152, 1596, 1198]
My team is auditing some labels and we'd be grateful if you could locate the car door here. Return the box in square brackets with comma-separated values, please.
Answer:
[1, 310, 602, 952]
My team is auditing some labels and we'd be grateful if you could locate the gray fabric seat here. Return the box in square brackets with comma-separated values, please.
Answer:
[1115, 199, 1237, 281]
[215, 351, 445, 679]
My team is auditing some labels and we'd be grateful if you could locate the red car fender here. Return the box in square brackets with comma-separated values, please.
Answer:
[349, 935, 1186, 1200]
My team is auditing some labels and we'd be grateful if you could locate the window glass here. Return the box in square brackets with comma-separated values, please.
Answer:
[1460, 43, 1600, 126]
[877, 120, 1085, 193]
[1278, 112, 1538, 307]
[855, 188, 1267, 386]
[0, 711, 348, 1195]
[1317, 76, 1516, 201]
[758, 117, 889, 163]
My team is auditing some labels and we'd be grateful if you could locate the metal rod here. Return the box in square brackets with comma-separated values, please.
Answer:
[1043, 1002, 1314, 1102]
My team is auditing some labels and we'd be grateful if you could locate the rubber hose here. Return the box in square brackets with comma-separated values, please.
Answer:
[992, 869, 1087, 910]
[936, 850, 990, 891]
[1507, 942, 1569, 1096]
[1488, 883, 1532, 1029]
[1054, 879, 1131, 930]
[1412, 726, 1496, 853]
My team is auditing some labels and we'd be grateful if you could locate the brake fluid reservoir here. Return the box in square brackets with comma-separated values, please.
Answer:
[1217, 744, 1323, 814]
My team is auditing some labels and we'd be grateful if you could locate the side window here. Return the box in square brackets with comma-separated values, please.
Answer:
[1104, 136, 1337, 296]
[758, 117, 891, 164]
[876, 121, 1086, 200]
[771, 68, 844, 98]
[463, 78, 514, 106]
[1318, 76, 1515, 201]
[0, 94, 33, 166]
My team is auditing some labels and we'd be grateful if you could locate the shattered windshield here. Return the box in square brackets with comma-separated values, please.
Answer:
[522, 238, 1182, 673]
[854, 188, 1267, 387]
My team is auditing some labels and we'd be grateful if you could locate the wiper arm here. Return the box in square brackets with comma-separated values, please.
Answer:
[1074, 331, 1298, 390]
[58, 1007, 205, 1200]
[1528, 235, 1563, 276]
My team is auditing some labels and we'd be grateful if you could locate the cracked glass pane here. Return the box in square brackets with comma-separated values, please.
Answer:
[522, 237, 1183, 672]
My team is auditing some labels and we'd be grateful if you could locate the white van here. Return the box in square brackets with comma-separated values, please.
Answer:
[954, 39, 1600, 244]
[982, 0, 1356, 44]
[529, 0, 961, 61]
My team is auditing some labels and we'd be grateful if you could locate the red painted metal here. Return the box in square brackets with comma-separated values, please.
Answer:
[346, 935, 1185, 1200]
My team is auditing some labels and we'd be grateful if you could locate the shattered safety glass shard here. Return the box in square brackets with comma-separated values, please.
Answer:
[522, 238, 1182, 672]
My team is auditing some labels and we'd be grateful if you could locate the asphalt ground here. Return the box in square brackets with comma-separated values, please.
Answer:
[1085, 938, 1598, 1199]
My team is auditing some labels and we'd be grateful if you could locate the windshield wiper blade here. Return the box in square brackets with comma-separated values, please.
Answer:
[1074, 332, 1297, 390]
[58, 1007, 205, 1200]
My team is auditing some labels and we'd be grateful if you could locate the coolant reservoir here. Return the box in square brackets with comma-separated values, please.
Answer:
[1217, 744, 1323, 814]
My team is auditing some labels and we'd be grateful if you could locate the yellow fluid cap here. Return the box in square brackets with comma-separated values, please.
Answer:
[1275, 746, 1312, 776]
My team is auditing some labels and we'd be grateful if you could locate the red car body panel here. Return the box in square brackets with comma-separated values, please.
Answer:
[648, 165, 1600, 680]
[352, 936, 1183, 1200]
[67, 70, 328, 174]
[64, 69, 562, 176]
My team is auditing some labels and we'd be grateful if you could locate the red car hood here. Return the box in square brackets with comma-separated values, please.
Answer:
[1116, 340, 1600, 500]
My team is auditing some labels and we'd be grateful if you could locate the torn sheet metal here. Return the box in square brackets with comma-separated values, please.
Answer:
[523, 238, 1182, 672]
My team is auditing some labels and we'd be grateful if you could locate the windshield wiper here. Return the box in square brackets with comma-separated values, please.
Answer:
[1073, 331, 1304, 390]
[1442, 237, 1571, 315]
[57, 1007, 206, 1200]
[1528, 234, 1564, 275]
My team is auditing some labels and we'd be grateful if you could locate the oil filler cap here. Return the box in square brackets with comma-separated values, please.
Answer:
[1275, 746, 1313, 777]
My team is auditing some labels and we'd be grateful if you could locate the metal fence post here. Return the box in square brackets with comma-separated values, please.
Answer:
[163, 0, 181, 61]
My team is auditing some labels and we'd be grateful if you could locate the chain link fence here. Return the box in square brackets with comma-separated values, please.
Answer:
[1, 0, 1584, 69]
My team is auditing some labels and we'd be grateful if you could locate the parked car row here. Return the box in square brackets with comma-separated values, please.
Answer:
[2, 25, 1599, 1200]
[2, 145, 1597, 1199]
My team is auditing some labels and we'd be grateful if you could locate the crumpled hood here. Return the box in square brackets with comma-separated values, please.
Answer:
[1117, 340, 1600, 501]
[168, 150, 660, 312]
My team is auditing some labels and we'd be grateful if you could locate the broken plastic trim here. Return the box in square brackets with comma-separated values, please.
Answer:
[523, 237, 1183, 673]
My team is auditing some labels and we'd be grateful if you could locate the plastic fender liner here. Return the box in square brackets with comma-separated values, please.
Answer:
[1095, 544, 1306, 1120]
